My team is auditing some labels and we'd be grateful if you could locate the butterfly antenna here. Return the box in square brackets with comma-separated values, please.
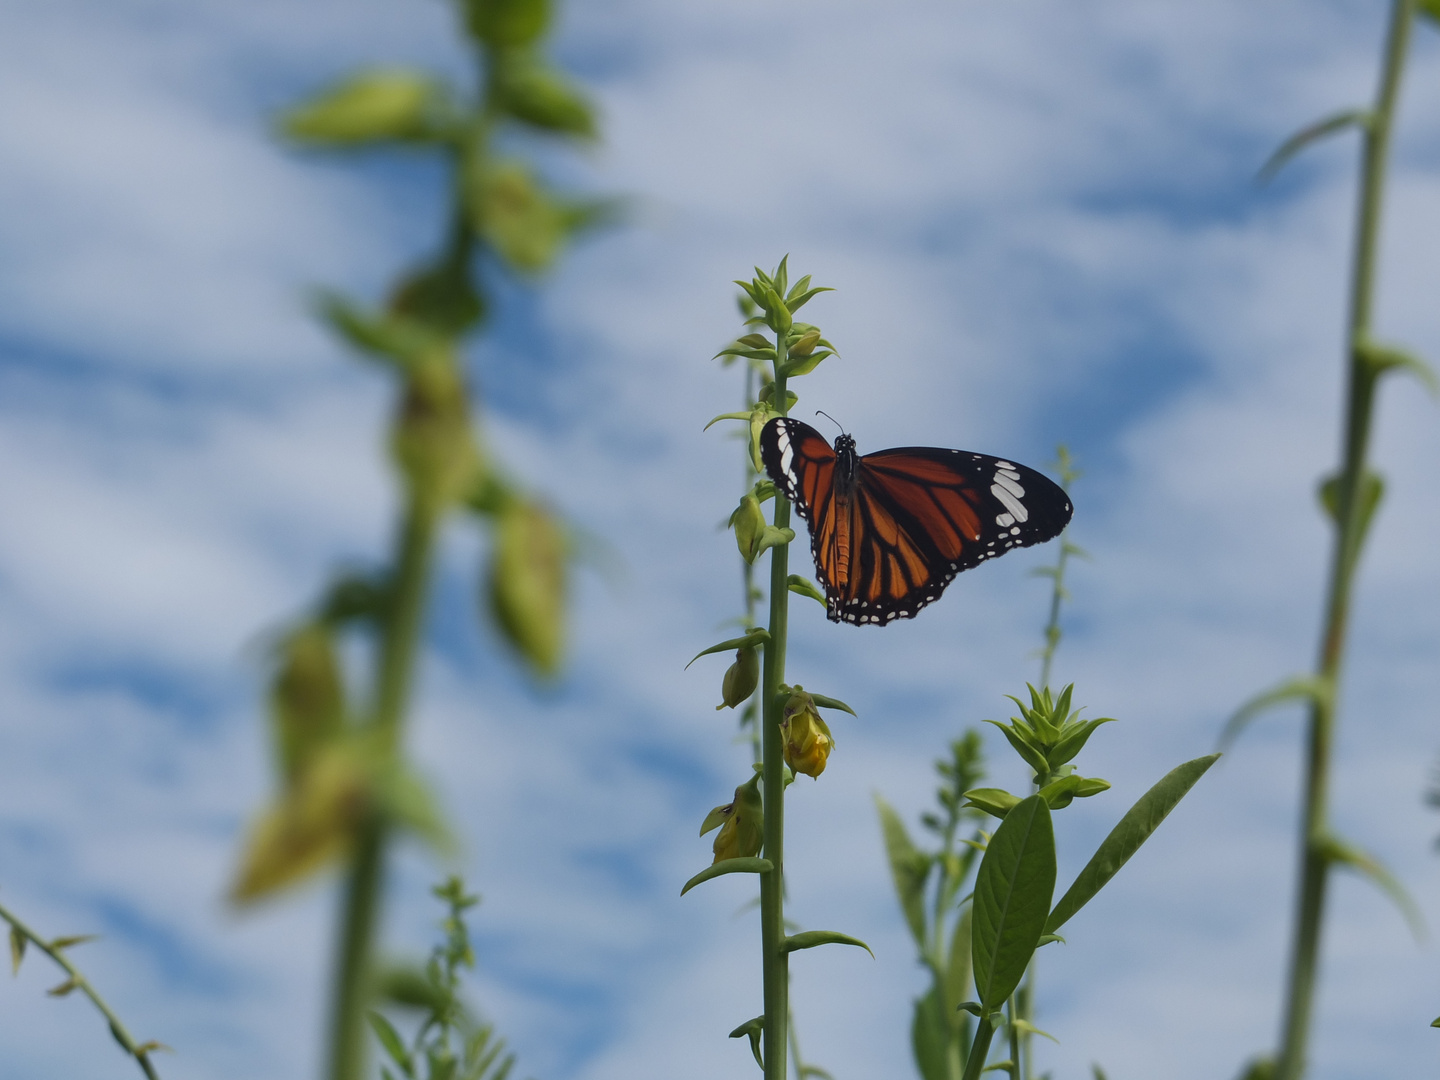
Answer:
[814, 410, 847, 436]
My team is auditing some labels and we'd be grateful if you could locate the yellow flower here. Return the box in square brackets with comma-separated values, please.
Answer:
[705, 774, 763, 863]
[781, 687, 834, 778]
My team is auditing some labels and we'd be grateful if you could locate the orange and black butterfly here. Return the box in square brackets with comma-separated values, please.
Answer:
[760, 417, 1073, 625]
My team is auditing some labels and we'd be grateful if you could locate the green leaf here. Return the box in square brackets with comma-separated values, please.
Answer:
[8, 927, 25, 975]
[728, 1015, 765, 1071]
[315, 292, 443, 369]
[464, 0, 551, 47]
[1258, 109, 1370, 182]
[910, 985, 952, 1080]
[962, 787, 1022, 820]
[47, 978, 79, 997]
[1036, 773, 1109, 811]
[686, 629, 769, 668]
[378, 765, 455, 856]
[1318, 469, 1385, 551]
[715, 345, 779, 362]
[1219, 677, 1329, 751]
[468, 162, 567, 273]
[875, 794, 931, 949]
[498, 65, 595, 137]
[781, 350, 833, 378]
[390, 259, 484, 337]
[984, 720, 1050, 778]
[283, 71, 457, 146]
[703, 410, 755, 431]
[1423, 0, 1440, 23]
[785, 286, 835, 314]
[1046, 716, 1118, 770]
[680, 856, 772, 896]
[1009, 1018, 1058, 1043]
[971, 794, 1056, 1010]
[376, 964, 446, 1012]
[367, 1011, 415, 1075]
[808, 692, 857, 717]
[943, 901, 974, 1022]
[787, 575, 827, 608]
[1317, 833, 1425, 941]
[48, 935, 99, 951]
[781, 930, 874, 958]
[1355, 336, 1440, 397]
[1046, 754, 1220, 934]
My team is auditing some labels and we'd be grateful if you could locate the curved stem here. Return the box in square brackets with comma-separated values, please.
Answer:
[1274, 3, 1414, 1077]
[760, 351, 792, 1080]
[326, 496, 439, 1080]
[0, 899, 161, 1080]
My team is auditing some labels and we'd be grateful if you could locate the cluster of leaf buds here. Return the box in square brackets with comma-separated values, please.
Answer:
[963, 684, 1114, 819]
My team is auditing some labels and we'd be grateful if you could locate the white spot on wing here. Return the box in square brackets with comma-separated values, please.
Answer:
[996, 512, 1015, 528]
[991, 483, 1029, 523]
[993, 472, 1025, 499]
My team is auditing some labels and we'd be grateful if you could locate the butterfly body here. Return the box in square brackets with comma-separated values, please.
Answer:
[760, 418, 1073, 625]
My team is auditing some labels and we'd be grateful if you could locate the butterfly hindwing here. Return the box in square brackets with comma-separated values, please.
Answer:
[759, 418, 1073, 625]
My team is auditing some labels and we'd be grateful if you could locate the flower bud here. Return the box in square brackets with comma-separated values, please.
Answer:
[717, 646, 759, 710]
[271, 624, 345, 785]
[390, 355, 478, 510]
[780, 687, 834, 779]
[730, 493, 766, 563]
[710, 774, 764, 863]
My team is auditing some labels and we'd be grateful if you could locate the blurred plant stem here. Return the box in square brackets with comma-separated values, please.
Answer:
[1274, 2, 1418, 1076]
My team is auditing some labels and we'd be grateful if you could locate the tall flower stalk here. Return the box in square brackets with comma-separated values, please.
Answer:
[1231, 3, 1437, 1076]
[688, 260, 863, 1080]
[226, 3, 608, 1079]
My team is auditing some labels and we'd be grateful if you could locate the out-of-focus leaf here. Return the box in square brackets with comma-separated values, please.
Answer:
[468, 162, 566, 273]
[875, 794, 930, 949]
[487, 499, 568, 676]
[283, 71, 456, 146]
[910, 985, 950, 1080]
[464, 0, 550, 47]
[270, 623, 345, 785]
[367, 1011, 414, 1075]
[499, 65, 595, 137]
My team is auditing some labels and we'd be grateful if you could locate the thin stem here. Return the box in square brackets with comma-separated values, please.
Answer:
[960, 1013, 997, 1080]
[744, 361, 763, 764]
[760, 350, 792, 1080]
[1007, 995, 1021, 1079]
[1274, 3, 1415, 1078]
[326, 496, 440, 1080]
[0, 899, 161, 1080]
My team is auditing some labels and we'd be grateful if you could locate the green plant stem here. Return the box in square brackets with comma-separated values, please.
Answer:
[1007, 995, 1021, 1078]
[744, 361, 763, 764]
[961, 1013, 997, 1080]
[1274, 3, 1414, 1077]
[760, 358, 792, 1080]
[327, 496, 440, 1080]
[0, 900, 161, 1080]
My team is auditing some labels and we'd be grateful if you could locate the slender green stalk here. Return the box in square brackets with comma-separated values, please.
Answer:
[1274, 3, 1415, 1077]
[760, 356, 792, 1080]
[0, 899, 161, 1080]
[1006, 995, 1021, 1079]
[961, 1014, 997, 1080]
[743, 361, 764, 764]
[327, 497, 440, 1080]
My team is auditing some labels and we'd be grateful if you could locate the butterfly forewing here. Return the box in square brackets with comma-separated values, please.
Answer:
[760, 418, 1073, 625]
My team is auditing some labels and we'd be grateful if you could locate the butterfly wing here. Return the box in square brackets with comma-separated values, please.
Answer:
[760, 418, 1073, 625]
[841, 446, 1072, 623]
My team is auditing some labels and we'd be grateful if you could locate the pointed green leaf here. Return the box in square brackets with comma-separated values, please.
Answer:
[47, 978, 79, 997]
[9, 927, 25, 975]
[728, 1015, 765, 1070]
[1258, 109, 1371, 182]
[282, 70, 457, 146]
[367, 1011, 415, 1075]
[943, 901, 974, 1021]
[686, 629, 770, 668]
[1318, 469, 1385, 550]
[785, 287, 834, 314]
[963, 787, 1022, 820]
[704, 410, 755, 431]
[971, 795, 1056, 1009]
[680, 857, 772, 896]
[983, 720, 1049, 777]
[1317, 833, 1425, 941]
[781, 350, 833, 378]
[910, 985, 952, 1080]
[49, 935, 99, 951]
[808, 692, 856, 717]
[1220, 677, 1329, 751]
[781, 930, 874, 957]
[1046, 754, 1219, 934]
[1355, 337, 1440, 397]
[875, 795, 931, 948]
[1047, 717, 1117, 770]
[787, 575, 827, 608]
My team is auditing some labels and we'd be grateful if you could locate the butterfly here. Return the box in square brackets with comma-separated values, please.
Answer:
[759, 417, 1073, 625]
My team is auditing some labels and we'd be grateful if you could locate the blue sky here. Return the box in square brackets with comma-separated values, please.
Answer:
[1, 1, 1440, 1078]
